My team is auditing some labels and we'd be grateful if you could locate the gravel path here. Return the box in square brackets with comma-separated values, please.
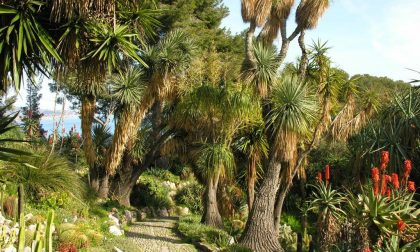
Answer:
[126, 217, 198, 252]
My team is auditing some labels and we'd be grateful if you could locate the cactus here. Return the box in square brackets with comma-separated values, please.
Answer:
[31, 223, 42, 251]
[0, 183, 5, 215]
[34, 239, 43, 252]
[18, 184, 24, 217]
[45, 210, 54, 252]
[17, 213, 25, 252]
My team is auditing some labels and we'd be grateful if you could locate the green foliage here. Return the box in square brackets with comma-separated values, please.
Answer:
[146, 168, 181, 184]
[175, 181, 204, 214]
[0, 150, 86, 200]
[57, 222, 103, 248]
[0, 1, 61, 90]
[221, 244, 253, 252]
[177, 215, 232, 249]
[307, 183, 346, 221]
[269, 75, 318, 135]
[38, 192, 70, 210]
[133, 172, 173, 209]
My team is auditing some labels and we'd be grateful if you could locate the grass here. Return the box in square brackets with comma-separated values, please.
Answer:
[177, 215, 232, 250]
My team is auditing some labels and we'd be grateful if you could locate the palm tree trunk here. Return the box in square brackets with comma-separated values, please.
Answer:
[245, 21, 257, 65]
[298, 31, 308, 80]
[240, 158, 284, 252]
[81, 95, 98, 191]
[247, 155, 257, 212]
[203, 172, 223, 228]
[104, 104, 147, 175]
[98, 169, 109, 199]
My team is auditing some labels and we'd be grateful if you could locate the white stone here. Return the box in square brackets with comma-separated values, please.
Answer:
[0, 213, 6, 225]
[109, 225, 124, 236]
[24, 213, 33, 221]
[114, 247, 124, 252]
[109, 214, 120, 226]
[4, 245, 16, 252]
[23, 246, 31, 252]
[158, 208, 169, 217]
[27, 224, 37, 232]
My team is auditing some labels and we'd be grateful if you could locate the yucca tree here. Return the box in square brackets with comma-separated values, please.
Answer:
[198, 143, 235, 227]
[234, 123, 268, 212]
[104, 30, 194, 177]
[240, 75, 318, 251]
[174, 82, 261, 227]
[56, 1, 159, 196]
[0, 1, 62, 91]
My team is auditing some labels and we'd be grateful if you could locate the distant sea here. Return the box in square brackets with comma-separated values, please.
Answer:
[41, 115, 82, 134]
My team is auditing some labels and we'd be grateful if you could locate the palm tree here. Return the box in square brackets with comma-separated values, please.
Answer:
[240, 75, 318, 251]
[55, 2, 159, 194]
[234, 123, 268, 212]
[198, 143, 235, 227]
[174, 81, 261, 227]
[104, 30, 194, 177]
[242, 42, 279, 98]
[295, 0, 330, 31]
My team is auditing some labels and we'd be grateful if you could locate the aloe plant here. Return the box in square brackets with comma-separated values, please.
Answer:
[17, 213, 25, 252]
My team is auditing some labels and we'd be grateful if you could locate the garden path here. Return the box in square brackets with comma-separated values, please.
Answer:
[126, 217, 198, 252]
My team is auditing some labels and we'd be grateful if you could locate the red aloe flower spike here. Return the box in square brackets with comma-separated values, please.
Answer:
[386, 188, 391, 199]
[391, 173, 400, 189]
[362, 249, 371, 252]
[403, 160, 412, 178]
[407, 181, 416, 192]
[381, 174, 388, 195]
[316, 171, 323, 183]
[396, 220, 406, 232]
[371, 167, 380, 182]
[380, 150, 390, 170]
[325, 164, 330, 187]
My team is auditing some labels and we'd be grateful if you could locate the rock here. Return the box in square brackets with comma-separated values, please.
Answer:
[4, 245, 16, 252]
[140, 211, 147, 220]
[0, 213, 5, 225]
[124, 210, 133, 223]
[24, 213, 33, 222]
[175, 206, 189, 216]
[109, 225, 124, 236]
[158, 208, 169, 217]
[23, 247, 31, 252]
[229, 236, 235, 245]
[108, 214, 120, 226]
[114, 247, 123, 252]
[163, 181, 177, 191]
[27, 224, 37, 232]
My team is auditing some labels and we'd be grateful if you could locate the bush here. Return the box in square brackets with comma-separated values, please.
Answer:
[221, 244, 253, 252]
[0, 150, 86, 200]
[177, 215, 232, 249]
[146, 168, 180, 184]
[175, 181, 204, 214]
[132, 173, 173, 209]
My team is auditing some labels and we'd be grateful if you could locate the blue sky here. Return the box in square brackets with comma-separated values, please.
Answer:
[221, 0, 420, 81]
[14, 0, 420, 110]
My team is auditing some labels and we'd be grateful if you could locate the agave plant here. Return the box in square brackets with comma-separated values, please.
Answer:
[307, 182, 346, 252]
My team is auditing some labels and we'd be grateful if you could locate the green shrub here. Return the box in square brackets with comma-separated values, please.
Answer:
[221, 244, 253, 252]
[177, 215, 232, 249]
[146, 168, 180, 183]
[175, 181, 204, 214]
[132, 174, 173, 209]
[0, 150, 87, 200]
